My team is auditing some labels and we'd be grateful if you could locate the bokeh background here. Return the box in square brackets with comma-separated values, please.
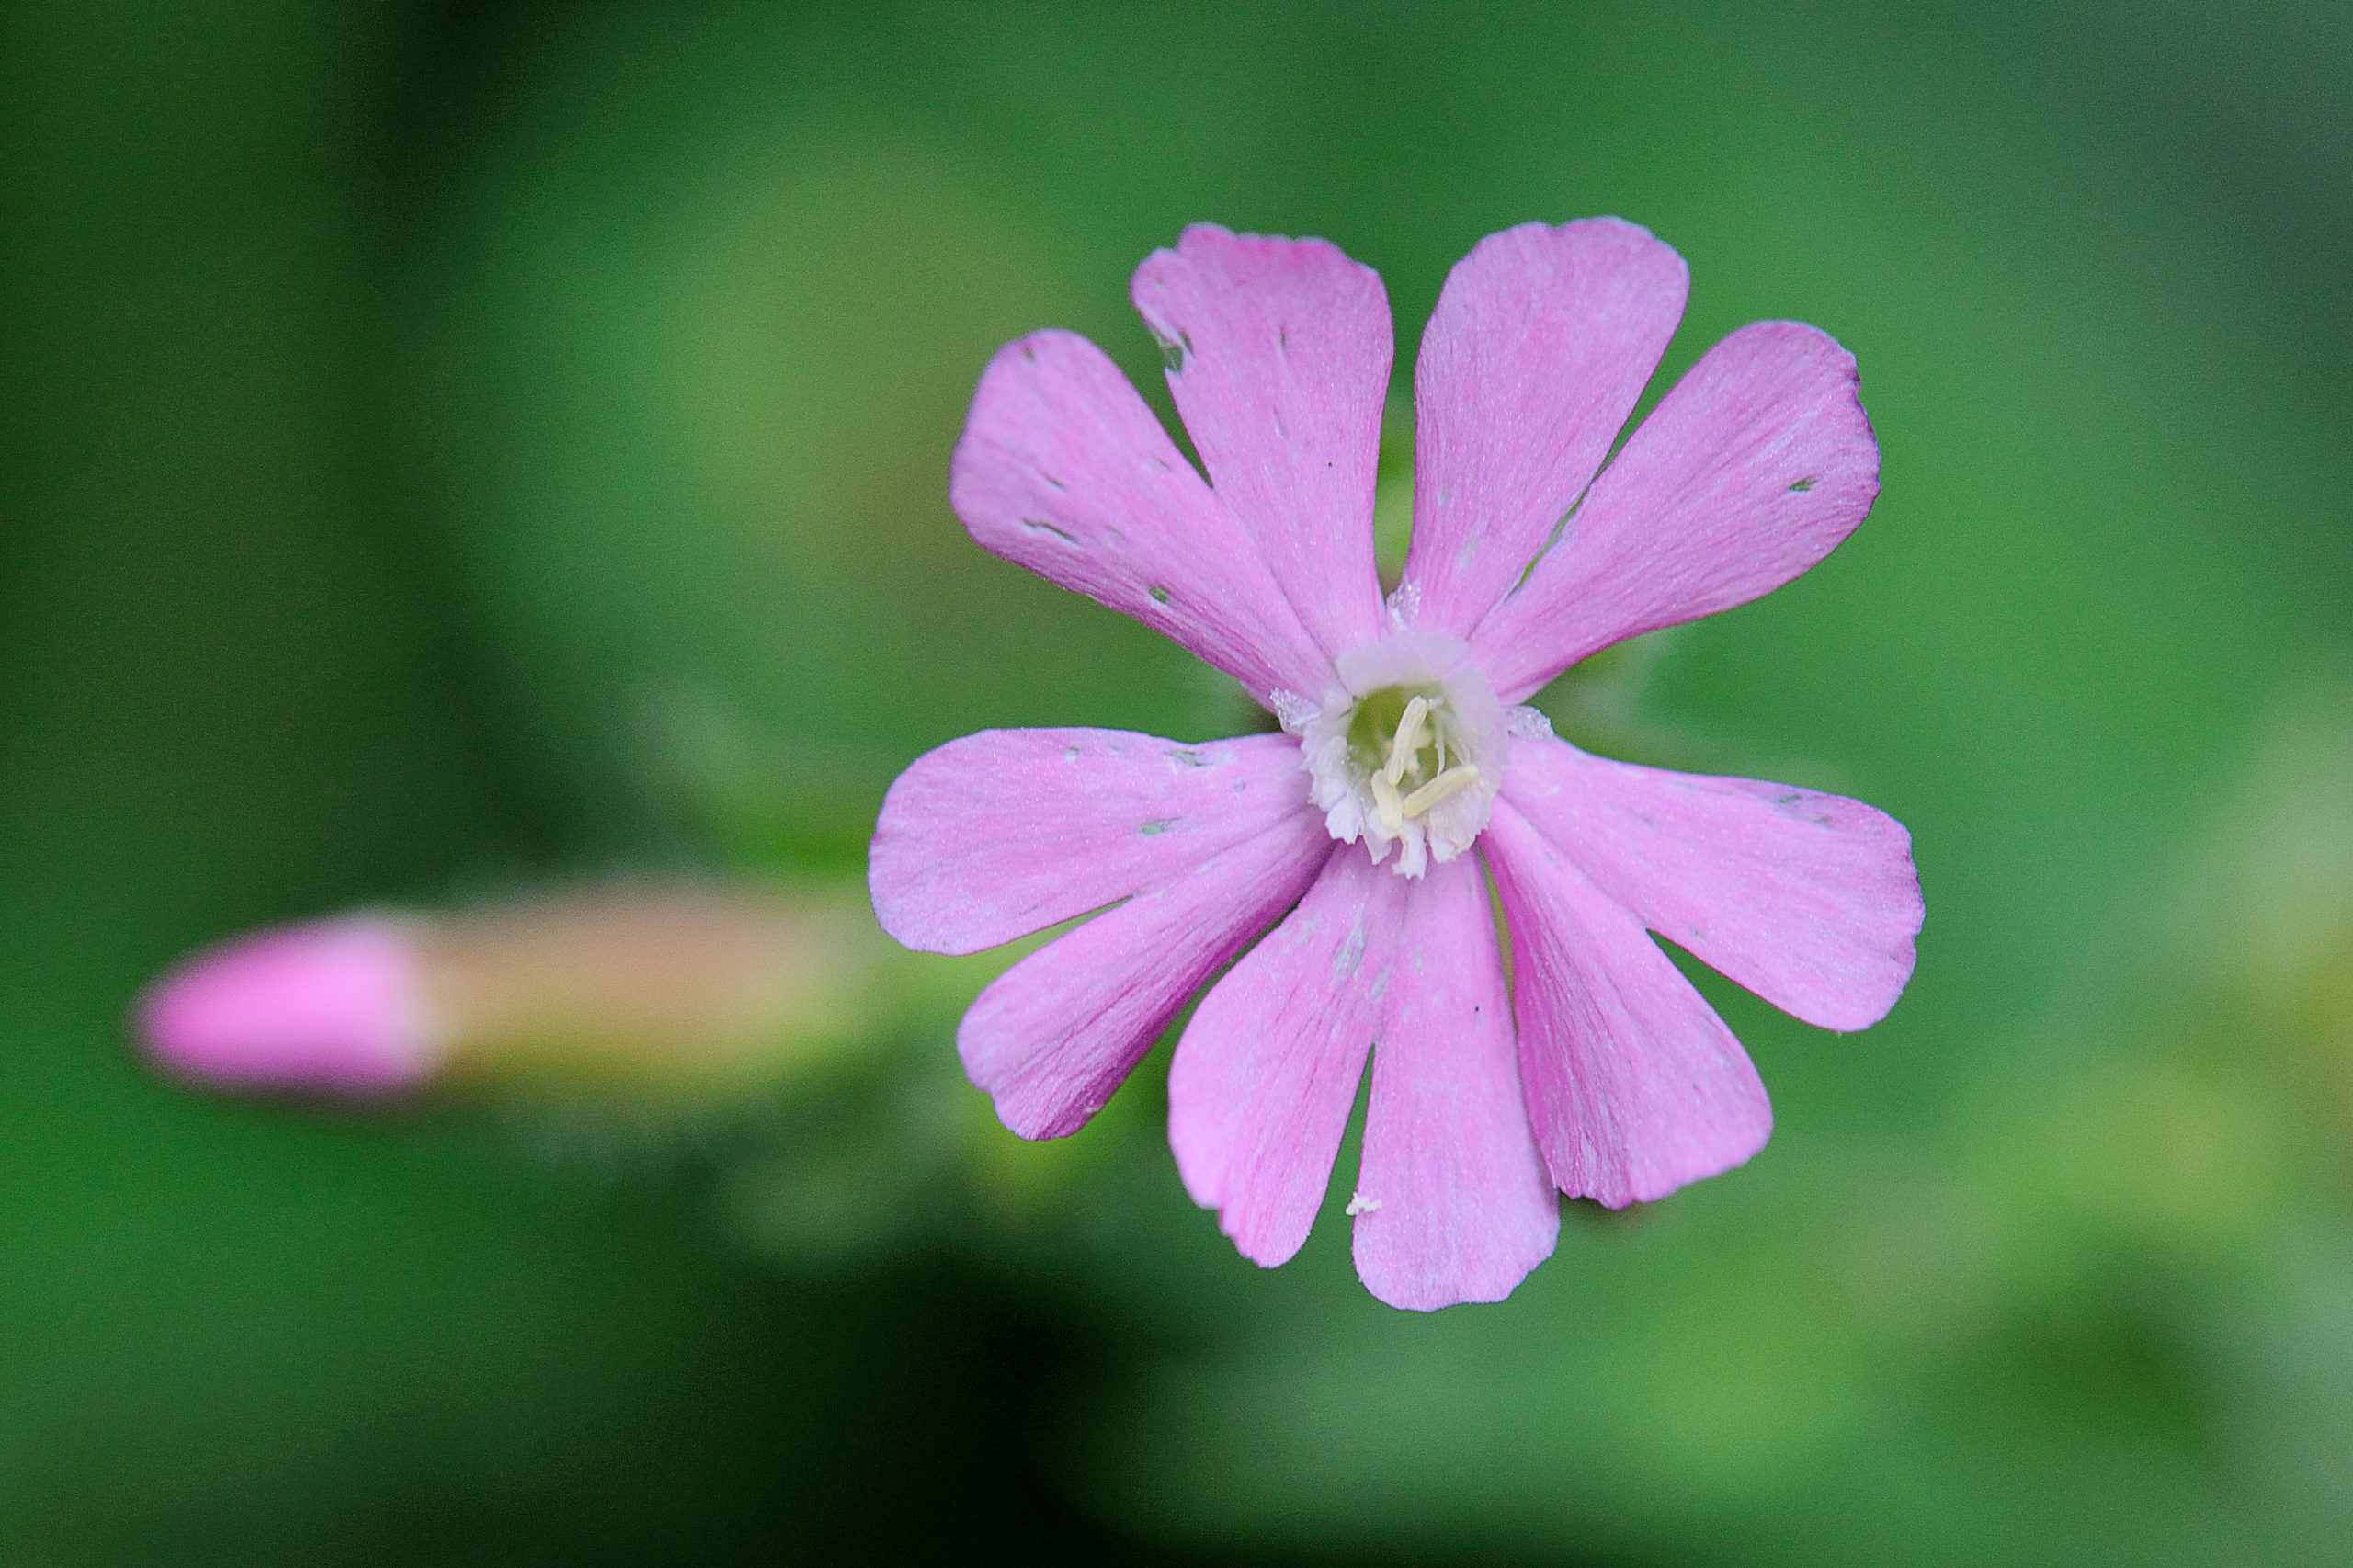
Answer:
[6, 1, 2353, 1562]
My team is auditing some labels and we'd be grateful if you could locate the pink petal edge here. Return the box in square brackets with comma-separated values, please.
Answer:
[1402, 219, 1689, 637]
[1133, 225, 1391, 663]
[961, 820, 1334, 1140]
[870, 728, 1311, 957]
[1169, 847, 1399, 1267]
[1351, 854, 1558, 1311]
[1504, 737, 1921, 1031]
[1484, 802, 1773, 1208]
[949, 329, 1332, 707]
[1472, 320, 1881, 701]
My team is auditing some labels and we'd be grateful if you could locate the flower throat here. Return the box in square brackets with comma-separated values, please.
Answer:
[1346, 686, 1483, 835]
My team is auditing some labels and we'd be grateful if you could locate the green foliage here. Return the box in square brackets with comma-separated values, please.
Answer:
[6, 0, 2353, 1562]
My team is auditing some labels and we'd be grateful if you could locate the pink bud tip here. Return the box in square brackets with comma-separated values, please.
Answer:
[136, 915, 439, 1096]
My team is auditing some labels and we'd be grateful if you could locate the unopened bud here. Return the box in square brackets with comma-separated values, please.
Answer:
[139, 915, 438, 1095]
[137, 884, 890, 1096]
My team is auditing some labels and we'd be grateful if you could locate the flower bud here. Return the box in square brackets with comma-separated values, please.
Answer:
[139, 915, 436, 1094]
[136, 884, 890, 1096]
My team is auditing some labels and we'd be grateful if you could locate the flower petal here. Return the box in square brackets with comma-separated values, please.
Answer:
[870, 728, 1312, 956]
[1483, 801, 1772, 1208]
[1169, 847, 1400, 1267]
[1132, 225, 1390, 663]
[961, 820, 1334, 1140]
[1401, 219, 1688, 636]
[1471, 321, 1881, 701]
[950, 329, 1331, 704]
[1505, 738, 1921, 1031]
[1350, 855, 1558, 1311]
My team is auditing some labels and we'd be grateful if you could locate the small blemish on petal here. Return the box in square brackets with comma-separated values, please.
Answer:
[1167, 748, 1208, 767]
[1789, 477, 1817, 492]
[1147, 585, 1172, 604]
[1344, 1192, 1381, 1217]
[1062, 746, 1081, 762]
[1020, 517, 1076, 543]
[1335, 918, 1368, 978]
[1140, 818, 1176, 835]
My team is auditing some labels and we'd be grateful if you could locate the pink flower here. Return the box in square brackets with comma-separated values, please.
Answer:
[870, 221, 1922, 1310]
[136, 887, 893, 1096]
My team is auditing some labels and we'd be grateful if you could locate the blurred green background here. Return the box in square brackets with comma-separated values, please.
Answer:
[5, 0, 2352, 1562]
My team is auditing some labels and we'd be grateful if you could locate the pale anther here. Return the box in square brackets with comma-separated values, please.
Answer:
[1370, 770, 1406, 834]
[1399, 764, 1481, 819]
[1383, 696, 1434, 786]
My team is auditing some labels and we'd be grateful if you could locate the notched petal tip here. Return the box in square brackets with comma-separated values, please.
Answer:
[1815, 816, 1925, 1034]
[1350, 860, 1560, 1310]
[1469, 313, 1885, 699]
[1402, 217, 1692, 639]
[1485, 803, 1775, 1210]
[1129, 222, 1392, 663]
[1502, 741, 1923, 1038]
[1150, 221, 1382, 282]
[1169, 851, 1394, 1266]
[1477, 214, 1688, 285]
[1354, 1239, 1556, 1312]
[1132, 224, 1387, 358]
[948, 328, 1333, 705]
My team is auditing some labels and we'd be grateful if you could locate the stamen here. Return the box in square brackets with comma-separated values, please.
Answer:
[1398, 764, 1481, 818]
[1383, 696, 1432, 785]
[1304, 637, 1505, 874]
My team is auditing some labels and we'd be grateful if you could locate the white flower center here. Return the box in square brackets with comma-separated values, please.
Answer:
[1287, 631, 1508, 878]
